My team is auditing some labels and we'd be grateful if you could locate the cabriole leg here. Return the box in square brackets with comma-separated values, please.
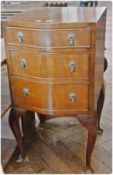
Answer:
[77, 113, 98, 173]
[9, 107, 26, 162]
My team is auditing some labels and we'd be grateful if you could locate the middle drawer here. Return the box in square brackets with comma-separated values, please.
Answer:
[10, 51, 90, 79]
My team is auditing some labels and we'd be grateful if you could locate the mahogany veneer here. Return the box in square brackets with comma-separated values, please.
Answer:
[4, 7, 107, 172]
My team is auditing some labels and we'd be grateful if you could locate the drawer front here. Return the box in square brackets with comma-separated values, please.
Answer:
[11, 78, 89, 113]
[6, 27, 91, 48]
[10, 51, 89, 79]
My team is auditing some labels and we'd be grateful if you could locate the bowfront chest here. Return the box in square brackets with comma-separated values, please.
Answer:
[4, 7, 106, 172]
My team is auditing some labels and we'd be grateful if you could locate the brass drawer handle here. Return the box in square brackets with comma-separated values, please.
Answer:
[20, 59, 27, 68]
[17, 32, 24, 43]
[69, 60, 76, 72]
[23, 88, 29, 97]
[69, 92, 76, 103]
[67, 33, 75, 45]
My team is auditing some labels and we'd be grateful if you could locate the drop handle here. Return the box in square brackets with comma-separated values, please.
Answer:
[20, 59, 27, 68]
[69, 93, 76, 103]
[67, 33, 75, 45]
[69, 60, 76, 72]
[23, 88, 29, 97]
[17, 32, 24, 43]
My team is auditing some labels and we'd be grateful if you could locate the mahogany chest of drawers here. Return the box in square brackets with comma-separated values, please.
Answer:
[4, 7, 106, 172]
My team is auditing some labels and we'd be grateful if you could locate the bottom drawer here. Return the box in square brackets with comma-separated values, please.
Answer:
[11, 78, 89, 114]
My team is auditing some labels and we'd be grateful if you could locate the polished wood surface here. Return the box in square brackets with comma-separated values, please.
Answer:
[6, 7, 106, 28]
[11, 78, 89, 115]
[94, 11, 106, 110]
[10, 51, 90, 79]
[77, 114, 98, 172]
[9, 107, 35, 159]
[6, 27, 91, 48]
[4, 7, 107, 172]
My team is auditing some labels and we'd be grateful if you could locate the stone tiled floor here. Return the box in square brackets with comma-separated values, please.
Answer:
[1, 1, 112, 174]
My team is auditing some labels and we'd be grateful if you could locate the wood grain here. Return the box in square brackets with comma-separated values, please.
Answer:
[11, 77, 89, 115]
[2, 1, 112, 174]
[94, 11, 107, 110]
[4, 6, 107, 173]
[10, 50, 90, 79]
[6, 27, 91, 48]
[6, 7, 106, 29]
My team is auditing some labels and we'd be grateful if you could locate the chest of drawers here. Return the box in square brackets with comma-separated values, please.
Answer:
[4, 7, 106, 172]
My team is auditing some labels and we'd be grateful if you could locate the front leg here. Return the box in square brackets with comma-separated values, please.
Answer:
[77, 113, 98, 173]
[9, 106, 26, 162]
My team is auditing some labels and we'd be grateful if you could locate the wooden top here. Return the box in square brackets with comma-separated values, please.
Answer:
[7, 7, 107, 28]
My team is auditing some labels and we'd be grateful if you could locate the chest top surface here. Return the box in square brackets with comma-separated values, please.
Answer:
[7, 7, 106, 28]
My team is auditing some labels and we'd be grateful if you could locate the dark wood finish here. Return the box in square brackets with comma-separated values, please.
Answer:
[4, 7, 107, 172]
[8, 107, 25, 158]
[9, 107, 35, 160]
[77, 113, 98, 172]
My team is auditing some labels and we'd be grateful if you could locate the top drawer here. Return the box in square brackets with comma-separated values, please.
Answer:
[6, 27, 91, 48]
